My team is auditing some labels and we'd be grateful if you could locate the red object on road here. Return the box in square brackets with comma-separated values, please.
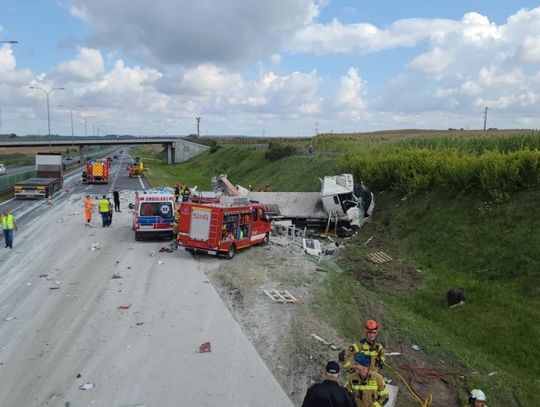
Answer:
[198, 342, 212, 353]
[116, 305, 131, 310]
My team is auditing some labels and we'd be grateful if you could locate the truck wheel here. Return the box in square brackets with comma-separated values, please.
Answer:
[227, 244, 236, 260]
[263, 233, 270, 245]
[135, 232, 141, 241]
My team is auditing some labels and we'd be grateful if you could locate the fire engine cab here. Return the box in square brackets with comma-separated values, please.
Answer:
[176, 197, 271, 259]
[133, 190, 175, 240]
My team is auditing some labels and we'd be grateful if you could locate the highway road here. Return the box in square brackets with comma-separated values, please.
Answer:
[0, 151, 293, 407]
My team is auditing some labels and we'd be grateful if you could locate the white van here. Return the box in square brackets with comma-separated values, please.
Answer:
[0, 164, 6, 175]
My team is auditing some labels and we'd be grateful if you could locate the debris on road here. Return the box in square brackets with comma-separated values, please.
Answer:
[49, 287, 60, 290]
[136, 322, 144, 326]
[198, 342, 212, 353]
[159, 246, 173, 253]
[90, 241, 101, 251]
[411, 344, 421, 351]
[112, 273, 122, 279]
[3, 316, 16, 321]
[39, 274, 49, 279]
[78, 382, 95, 390]
[149, 251, 157, 257]
[386, 352, 402, 356]
[116, 305, 131, 310]
[364, 236, 374, 246]
[303, 238, 322, 256]
[263, 289, 298, 303]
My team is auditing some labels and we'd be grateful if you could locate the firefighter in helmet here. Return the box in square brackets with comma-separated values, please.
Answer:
[338, 319, 386, 373]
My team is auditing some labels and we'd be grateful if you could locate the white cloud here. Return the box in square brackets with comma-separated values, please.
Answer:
[408, 47, 453, 77]
[0, 44, 16, 73]
[333, 67, 367, 117]
[56, 47, 105, 80]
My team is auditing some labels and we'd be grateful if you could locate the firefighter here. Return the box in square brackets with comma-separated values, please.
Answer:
[339, 320, 385, 373]
[181, 184, 191, 202]
[84, 195, 94, 226]
[346, 354, 389, 407]
[466, 389, 488, 407]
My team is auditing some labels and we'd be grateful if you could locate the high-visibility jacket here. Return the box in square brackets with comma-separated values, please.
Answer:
[1, 214, 15, 230]
[85, 198, 94, 211]
[346, 370, 389, 407]
[98, 199, 109, 213]
[340, 338, 385, 372]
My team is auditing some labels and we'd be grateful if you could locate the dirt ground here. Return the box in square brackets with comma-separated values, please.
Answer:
[197, 235, 464, 407]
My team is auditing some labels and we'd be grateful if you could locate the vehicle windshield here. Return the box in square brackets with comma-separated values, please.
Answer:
[140, 202, 173, 218]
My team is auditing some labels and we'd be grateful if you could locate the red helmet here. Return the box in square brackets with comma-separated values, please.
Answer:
[364, 319, 379, 332]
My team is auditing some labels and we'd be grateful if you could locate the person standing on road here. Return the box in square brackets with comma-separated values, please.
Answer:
[107, 198, 114, 226]
[98, 195, 109, 227]
[1, 209, 18, 249]
[174, 183, 180, 203]
[113, 188, 121, 212]
[302, 361, 356, 407]
[84, 195, 94, 226]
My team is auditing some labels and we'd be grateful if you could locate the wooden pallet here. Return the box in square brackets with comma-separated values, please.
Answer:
[263, 289, 298, 303]
[366, 251, 393, 264]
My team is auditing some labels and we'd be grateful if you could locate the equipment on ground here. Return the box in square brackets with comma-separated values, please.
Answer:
[83, 159, 110, 184]
[133, 190, 175, 240]
[14, 153, 63, 199]
[176, 197, 271, 259]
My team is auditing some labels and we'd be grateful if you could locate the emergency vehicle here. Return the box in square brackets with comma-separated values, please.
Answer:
[176, 197, 271, 259]
[133, 190, 176, 240]
[83, 159, 110, 184]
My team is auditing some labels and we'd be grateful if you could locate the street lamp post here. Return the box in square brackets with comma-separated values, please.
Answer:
[29, 86, 65, 151]
[59, 104, 83, 149]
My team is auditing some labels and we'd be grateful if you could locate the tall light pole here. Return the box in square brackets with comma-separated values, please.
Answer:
[59, 104, 83, 149]
[196, 116, 201, 137]
[29, 86, 65, 151]
[1, 41, 17, 143]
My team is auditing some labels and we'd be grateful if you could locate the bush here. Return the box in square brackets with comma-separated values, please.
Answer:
[265, 143, 297, 161]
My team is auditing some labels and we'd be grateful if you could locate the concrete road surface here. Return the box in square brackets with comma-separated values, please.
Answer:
[0, 161, 292, 406]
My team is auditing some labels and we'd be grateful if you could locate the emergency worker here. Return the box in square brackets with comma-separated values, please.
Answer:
[339, 320, 385, 373]
[181, 184, 191, 202]
[98, 195, 110, 227]
[174, 184, 180, 203]
[1, 209, 17, 249]
[84, 195, 94, 226]
[346, 354, 389, 407]
[466, 389, 488, 407]
[301, 361, 356, 407]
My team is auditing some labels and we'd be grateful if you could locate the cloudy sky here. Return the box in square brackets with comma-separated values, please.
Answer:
[1, 0, 540, 137]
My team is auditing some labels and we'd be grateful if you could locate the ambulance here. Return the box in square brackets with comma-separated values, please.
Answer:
[133, 190, 176, 240]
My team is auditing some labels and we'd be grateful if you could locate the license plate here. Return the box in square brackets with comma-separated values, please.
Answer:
[207, 250, 217, 255]
[140, 224, 154, 229]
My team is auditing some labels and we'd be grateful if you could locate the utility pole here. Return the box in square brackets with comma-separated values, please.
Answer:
[314, 122, 319, 136]
[483, 107, 488, 131]
[196, 116, 201, 137]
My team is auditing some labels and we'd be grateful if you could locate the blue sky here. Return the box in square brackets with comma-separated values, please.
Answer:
[2, 0, 540, 136]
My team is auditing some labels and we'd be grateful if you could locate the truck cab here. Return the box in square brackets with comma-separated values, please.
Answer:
[133, 191, 175, 240]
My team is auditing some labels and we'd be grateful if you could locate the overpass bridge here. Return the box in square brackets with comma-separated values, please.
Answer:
[0, 137, 209, 164]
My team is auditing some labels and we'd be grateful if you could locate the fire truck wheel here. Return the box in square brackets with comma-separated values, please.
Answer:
[227, 244, 236, 260]
[135, 232, 142, 241]
[263, 233, 270, 245]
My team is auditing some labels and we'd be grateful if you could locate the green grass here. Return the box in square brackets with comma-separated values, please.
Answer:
[0, 153, 34, 166]
[134, 139, 540, 405]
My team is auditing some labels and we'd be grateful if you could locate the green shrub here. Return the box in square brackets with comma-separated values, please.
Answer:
[265, 143, 297, 161]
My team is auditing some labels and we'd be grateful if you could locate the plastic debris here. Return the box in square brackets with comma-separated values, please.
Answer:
[49, 287, 60, 290]
[311, 333, 339, 350]
[411, 344, 421, 351]
[488, 371, 497, 376]
[198, 342, 212, 353]
[90, 242, 101, 251]
[116, 305, 131, 310]
[159, 247, 173, 253]
[39, 274, 49, 279]
[157, 261, 164, 265]
[149, 251, 157, 257]
[136, 322, 144, 326]
[79, 383, 95, 390]
[386, 352, 402, 356]
[112, 273, 122, 279]
[3, 317, 16, 321]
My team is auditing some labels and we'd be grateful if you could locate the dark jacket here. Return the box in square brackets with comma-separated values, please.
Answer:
[113, 190, 120, 203]
[302, 380, 356, 407]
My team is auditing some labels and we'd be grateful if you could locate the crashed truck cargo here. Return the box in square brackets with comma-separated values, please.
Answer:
[232, 174, 374, 228]
[14, 153, 64, 199]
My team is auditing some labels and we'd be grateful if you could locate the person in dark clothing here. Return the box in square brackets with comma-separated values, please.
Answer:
[174, 184, 180, 203]
[302, 361, 356, 407]
[113, 188, 121, 212]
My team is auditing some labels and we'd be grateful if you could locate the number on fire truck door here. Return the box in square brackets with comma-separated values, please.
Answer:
[190, 208, 212, 241]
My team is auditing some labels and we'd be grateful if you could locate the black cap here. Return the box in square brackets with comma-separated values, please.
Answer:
[325, 361, 340, 374]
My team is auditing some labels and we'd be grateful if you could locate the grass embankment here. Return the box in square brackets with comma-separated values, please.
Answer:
[134, 135, 539, 406]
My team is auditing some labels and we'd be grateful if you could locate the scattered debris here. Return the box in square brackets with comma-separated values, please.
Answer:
[337, 226, 354, 238]
[116, 305, 131, 310]
[263, 289, 298, 303]
[76, 373, 82, 378]
[26, 282, 32, 286]
[136, 322, 144, 326]
[411, 344, 421, 351]
[366, 251, 393, 264]
[386, 352, 402, 356]
[3, 317, 16, 322]
[488, 371, 497, 376]
[90, 242, 101, 251]
[310, 334, 339, 350]
[39, 274, 49, 279]
[446, 288, 465, 308]
[120, 404, 147, 407]
[198, 342, 212, 353]
[78, 383, 95, 390]
[157, 261, 164, 265]
[111, 273, 122, 279]
[303, 238, 322, 256]
[159, 247, 173, 253]
[49, 287, 60, 290]
[149, 251, 157, 257]
[364, 236, 374, 246]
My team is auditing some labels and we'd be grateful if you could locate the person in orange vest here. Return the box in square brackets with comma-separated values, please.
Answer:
[84, 195, 94, 226]
[2, 209, 18, 249]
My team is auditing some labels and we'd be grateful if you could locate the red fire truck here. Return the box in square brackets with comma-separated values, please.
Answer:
[83, 160, 110, 184]
[176, 198, 271, 259]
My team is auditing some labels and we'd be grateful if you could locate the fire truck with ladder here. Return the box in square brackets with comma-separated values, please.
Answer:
[176, 197, 271, 259]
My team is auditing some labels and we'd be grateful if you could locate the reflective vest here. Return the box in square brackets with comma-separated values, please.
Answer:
[346, 371, 389, 407]
[98, 199, 109, 213]
[85, 198, 94, 211]
[1, 214, 15, 230]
